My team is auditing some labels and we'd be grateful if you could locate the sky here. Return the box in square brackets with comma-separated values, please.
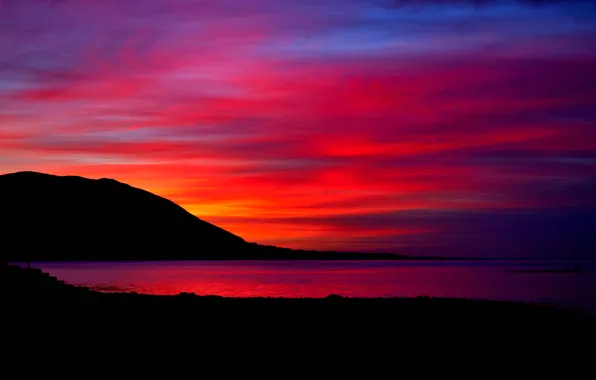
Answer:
[1, 0, 595, 258]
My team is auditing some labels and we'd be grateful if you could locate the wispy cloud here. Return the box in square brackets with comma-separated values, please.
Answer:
[1, 0, 595, 256]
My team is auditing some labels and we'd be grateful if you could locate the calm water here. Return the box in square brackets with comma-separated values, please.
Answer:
[29, 260, 596, 314]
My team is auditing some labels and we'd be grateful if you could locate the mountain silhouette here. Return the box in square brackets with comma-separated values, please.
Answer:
[0, 171, 403, 261]
[0, 171, 250, 261]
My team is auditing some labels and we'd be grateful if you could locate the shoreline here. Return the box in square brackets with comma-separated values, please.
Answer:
[4, 264, 592, 318]
[3, 263, 595, 360]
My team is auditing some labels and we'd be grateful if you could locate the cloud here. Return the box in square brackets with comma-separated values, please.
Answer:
[1, 0, 595, 256]
[211, 207, 596, 258]
[381, 0, 595, 6]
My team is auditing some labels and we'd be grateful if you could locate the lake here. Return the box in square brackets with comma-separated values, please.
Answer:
[28, 260, 596, 315]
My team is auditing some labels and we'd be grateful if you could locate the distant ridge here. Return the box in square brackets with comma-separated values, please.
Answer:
[0, 171, 405, 261]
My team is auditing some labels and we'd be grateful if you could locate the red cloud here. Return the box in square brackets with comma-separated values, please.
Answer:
[2, 0, 595, 253]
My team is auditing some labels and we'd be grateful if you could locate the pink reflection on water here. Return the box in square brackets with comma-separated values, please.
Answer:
[29, 260, 596, 314]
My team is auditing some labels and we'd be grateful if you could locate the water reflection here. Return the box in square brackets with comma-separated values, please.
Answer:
[28, 260, 596, 314]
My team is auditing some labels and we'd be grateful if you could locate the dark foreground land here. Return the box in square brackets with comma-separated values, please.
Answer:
[3, 264, 595, 369]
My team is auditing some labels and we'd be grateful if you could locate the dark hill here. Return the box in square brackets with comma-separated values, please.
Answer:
[0, 171, 248, 261]
[0, 171, 403, 261]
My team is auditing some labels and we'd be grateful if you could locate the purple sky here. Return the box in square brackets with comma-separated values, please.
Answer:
[1, 0, 595, 257]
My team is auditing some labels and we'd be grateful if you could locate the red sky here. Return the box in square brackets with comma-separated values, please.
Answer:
[1, 0, 595, 257]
